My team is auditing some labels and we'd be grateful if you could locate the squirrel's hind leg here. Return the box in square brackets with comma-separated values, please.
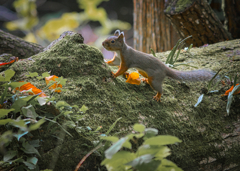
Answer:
[148, 77, 163, 102]
[153, 92, 162, 102]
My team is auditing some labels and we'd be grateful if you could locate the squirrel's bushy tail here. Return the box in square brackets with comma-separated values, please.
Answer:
[166, 68, 215, 81]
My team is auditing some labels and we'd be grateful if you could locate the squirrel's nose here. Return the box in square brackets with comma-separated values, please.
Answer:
[102, 42, 105, 46]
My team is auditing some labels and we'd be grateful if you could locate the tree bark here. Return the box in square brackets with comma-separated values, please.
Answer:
[133, 0, 180, 53]
[164, 0, 232, 47]
[0, 29, 43, 59]
[224, 0, 240, 39]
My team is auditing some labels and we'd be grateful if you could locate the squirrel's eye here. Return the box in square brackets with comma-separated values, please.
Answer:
[111, 40, 115, 43]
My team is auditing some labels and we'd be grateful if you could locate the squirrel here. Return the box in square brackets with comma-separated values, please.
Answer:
[102, 30, 215, 102]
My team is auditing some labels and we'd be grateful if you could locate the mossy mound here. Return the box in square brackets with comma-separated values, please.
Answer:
[8, 32, 240, 171]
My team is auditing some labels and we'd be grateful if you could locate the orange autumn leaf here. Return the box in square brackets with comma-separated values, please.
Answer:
[15, 82, 46, 97]
[45, 75, 62, 93]
[125, 72, 141, 85]
[223, 83, 240, 96]
[0, 57, 18, 67]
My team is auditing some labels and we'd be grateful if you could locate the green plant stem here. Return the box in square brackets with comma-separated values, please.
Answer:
[0, 85, 8, 105]
[75, 143, 103, 171]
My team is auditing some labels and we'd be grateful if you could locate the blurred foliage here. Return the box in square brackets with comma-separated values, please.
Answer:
[6, 0, 38, 31]
[5, 0, 131, 47]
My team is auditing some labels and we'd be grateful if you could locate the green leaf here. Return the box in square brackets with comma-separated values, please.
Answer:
[0, 75, 5, 82]
[63, 111, 73, 116]
[144, 135, 181, 146]
[105, 137, 128, 159]
[137, 145, 170, 159]
[42, 72, 50, 78]
[21, 141, 41, 156]
[207, 68, 221, 91]
[157, 159, 183, 171]
[10, 119, 28, 131]
[14, 131, 28, 141]
[0, 109, 15, 118]
[56, 101, 70, 108]
[144, 128, 158, 138]
[64, 120, 76, 129]
[0, 130, 13, 144]
[150, 48, 156, 57]
[122, 141, 132, 149]
[100, 136, 119, 142]
[29, 139, 40, 147]
[0, 118, 12, 125]
[135, 160, 161, 171]
[94, 126, 102, 132]
[22, 105, 38, 119]
[3, 150, 17, 162]
[79, 105, 88, 113]
[105, 117, 121, 135]
[26, 72, 38, 78]
[227, 84, 240, 115]
[133, 124, 145, 133]
[4, 69, 15, 82]
[126, 154, 153, 167]
[37, 76, 42, 80]
[233, 74, 238, 87]
[194, 94, 204, 107]
[37, 97, 47, 106]
[29, 117, 45, 131]
[135, 133, 144, 139]
[154, 146, 171, 159]
[27, 156, 38, 165]
[187, 44, 193, 52]
[11, 98, 28, 113]
[8, 81, 28, 89]
[23, 161, 36, 170]
[55, 76, 67, 86]
[101, 151, 135, 167]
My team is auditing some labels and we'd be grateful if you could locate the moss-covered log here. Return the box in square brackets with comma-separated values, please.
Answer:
[3, 32, 240, 170]
[164, 0, 232, 47]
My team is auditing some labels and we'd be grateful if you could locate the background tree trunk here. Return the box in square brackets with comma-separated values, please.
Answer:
[224, 0, 240, 39]
[164, 0, 232, 47]
[133, 0, 180, 53]
[0, 29, 43, 59]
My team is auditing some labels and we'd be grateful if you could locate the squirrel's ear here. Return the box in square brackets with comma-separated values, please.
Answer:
[118, 32, 125, 42]
[114, 30, 120, 36]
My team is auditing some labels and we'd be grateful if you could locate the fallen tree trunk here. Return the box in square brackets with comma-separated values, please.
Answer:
[0, 29, 43, 58]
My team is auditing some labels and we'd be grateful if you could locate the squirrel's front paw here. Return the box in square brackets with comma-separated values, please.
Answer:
[141, 78, 149, 84]
[111, 72, 116, 78]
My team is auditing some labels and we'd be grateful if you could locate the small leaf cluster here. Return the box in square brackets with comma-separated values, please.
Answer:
[194, 69, 222, 107]
[100, 124, 183, 171]
[151, 36, 196, 69]
[0, 70, 87, 170]
[225, 74, 240, 115]
[165, 36, 195, 68]
[0, 70, 46, 170]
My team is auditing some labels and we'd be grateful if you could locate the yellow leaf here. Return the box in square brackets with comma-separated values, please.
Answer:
[24, 33, 37, 43]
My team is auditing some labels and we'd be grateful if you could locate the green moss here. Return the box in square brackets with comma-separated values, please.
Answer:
[5, 34, 240, 170]
[165, 0, 197, 14]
